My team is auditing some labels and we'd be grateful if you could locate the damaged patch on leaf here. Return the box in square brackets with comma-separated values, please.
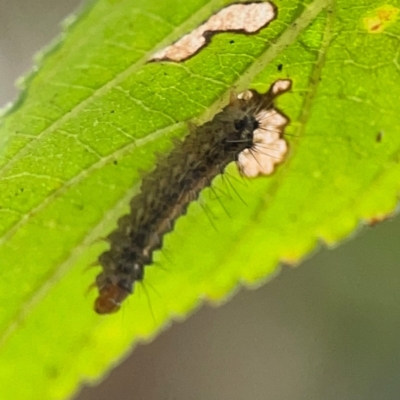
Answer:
[363, 5, 399, 33]
[150, 2, 277, 62]
[236, 79, 291, 177]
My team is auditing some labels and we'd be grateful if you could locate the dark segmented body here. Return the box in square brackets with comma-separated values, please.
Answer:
[94, 87, 283, 314]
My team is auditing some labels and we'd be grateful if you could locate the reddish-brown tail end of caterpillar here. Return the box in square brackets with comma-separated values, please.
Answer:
[94, 283, 130, 315]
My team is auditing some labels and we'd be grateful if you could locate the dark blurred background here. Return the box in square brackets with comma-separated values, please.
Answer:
[1, 1, 400, 399]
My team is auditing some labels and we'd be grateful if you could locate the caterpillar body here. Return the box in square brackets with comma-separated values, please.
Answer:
[94, 79, 291, 314]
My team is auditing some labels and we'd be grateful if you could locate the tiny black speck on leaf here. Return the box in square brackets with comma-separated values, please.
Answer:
[277, 64, 283, 71]
[46, 366, 60, 379]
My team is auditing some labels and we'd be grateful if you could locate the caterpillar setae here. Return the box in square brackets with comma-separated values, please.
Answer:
[94, 79, 292, 314]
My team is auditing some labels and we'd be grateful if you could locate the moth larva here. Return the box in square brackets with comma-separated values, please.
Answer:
[94, 79, 291, 314]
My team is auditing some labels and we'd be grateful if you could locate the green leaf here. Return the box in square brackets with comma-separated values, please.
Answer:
[0, 0, 399, 398]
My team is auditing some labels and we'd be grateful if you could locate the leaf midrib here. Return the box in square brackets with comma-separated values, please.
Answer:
[0, 0, 331, 243]
[0, 0, 331, 350]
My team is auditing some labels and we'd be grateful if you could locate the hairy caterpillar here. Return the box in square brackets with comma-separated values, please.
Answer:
[94, 79, 291, 314]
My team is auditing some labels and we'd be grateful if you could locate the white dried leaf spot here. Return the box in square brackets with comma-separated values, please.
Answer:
[151, 2, 276, 62]
[271, 79, 291, 95]
[237, 80, 291, 178]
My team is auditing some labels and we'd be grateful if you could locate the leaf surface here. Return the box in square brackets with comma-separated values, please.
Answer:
[0, 0, 399, 398]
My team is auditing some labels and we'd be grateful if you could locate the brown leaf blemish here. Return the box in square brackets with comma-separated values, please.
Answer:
[150, 2, 277, 62]
[367, 213, 392, 227]
[363, 5, 399, 33]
